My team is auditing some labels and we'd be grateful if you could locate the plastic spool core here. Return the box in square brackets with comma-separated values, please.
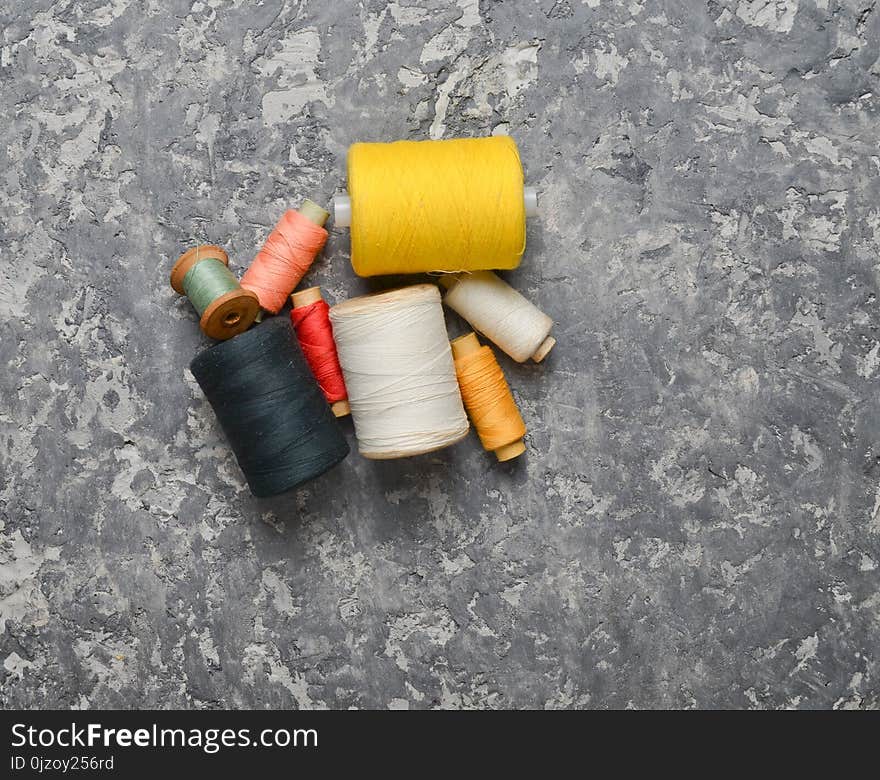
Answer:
[333, 187, 538, 227]
[291, 286, 351, 418]
[333, 194, 352, 227]
[170, 245, 260, 340]
[450, 332, 526, 462]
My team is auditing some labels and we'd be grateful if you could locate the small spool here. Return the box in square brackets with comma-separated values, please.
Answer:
[170, 245, 260, 340]
[440, 272, 555, 363]
[451, 333, 526, 462]
[241, 200, 330, 314]
[290, 286, 351, 418]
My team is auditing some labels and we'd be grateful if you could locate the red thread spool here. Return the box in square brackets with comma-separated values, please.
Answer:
[241, 200, 329, 314]
[291, 287, 350, 418]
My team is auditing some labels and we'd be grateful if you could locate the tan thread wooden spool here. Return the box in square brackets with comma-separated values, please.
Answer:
[170, 245, 260, 340]
[450, 332, 526, 462]
[290, 286, 351, 418]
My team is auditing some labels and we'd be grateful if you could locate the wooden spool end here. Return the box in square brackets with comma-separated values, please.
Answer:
[531, 335, 556, 363]
[291, 286, 324, 308]
[450, 331, 480, 360]
[200, 288, 260, 340]
[494, 439, 526, 462]
[299, 200, 330, 228]
[331, 399, 351, 417]
[170, 244, 228, 294]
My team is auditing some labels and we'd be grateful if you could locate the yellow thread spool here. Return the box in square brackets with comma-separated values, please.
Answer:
[336, 136, 536, 276]
[451, 332, 526, 462]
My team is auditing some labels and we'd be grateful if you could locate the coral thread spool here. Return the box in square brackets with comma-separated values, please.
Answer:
[241, 200, 330, 314]
[170, 245, 260, 340]
[451, 333, 526, 462]
[290, 286, 350, 418]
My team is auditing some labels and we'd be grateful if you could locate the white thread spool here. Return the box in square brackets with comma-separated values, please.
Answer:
[439, 272, 555, 363]
[332, 187, 538, 228]
[329, 284, 470, 459]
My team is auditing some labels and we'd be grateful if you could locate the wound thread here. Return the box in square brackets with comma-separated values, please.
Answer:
[441, 271, 555, 363]
[346, 136, 526, 276]
[189, 317, 349, 497]
[241, 204, 329, 314]
[291, 287, 349, 417]
[170, 245, 260, 341]
[330, 284, 469, 459]
[451, 333, 526, 461]
[183, 258, 239, 315]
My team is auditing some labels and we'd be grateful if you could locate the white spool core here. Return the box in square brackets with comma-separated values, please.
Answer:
[333, 188, 538, 226]
[524, 186, 538, 217]
[333, 194, 352, 227]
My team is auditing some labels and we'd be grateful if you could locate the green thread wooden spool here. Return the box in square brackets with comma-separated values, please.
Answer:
[170, 245, 260, 340]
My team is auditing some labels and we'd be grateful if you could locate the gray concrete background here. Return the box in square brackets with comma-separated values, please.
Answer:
[2, 0, 879, 709]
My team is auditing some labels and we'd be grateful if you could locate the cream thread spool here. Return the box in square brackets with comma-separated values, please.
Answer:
[440, 272, 555, 363]
[329, 284, 469, 459]
[170, 245, 260, 340]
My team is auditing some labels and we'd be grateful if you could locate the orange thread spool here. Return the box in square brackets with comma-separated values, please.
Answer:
[241, 201, 329, 314]
[451, 333, 526, 461]
[291, 287, 350, 418]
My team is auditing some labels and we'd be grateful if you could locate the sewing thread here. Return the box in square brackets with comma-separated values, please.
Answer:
[241, 201, 329, 314]
[441, 271, 555, 362]
[291, 287, 350, 418]
[170, 245, 260, 340]
[189, 317, 349, 497]
[346, 136, 526, 276]
[329, 284, 469, 458]
[451, 333, 526, 461]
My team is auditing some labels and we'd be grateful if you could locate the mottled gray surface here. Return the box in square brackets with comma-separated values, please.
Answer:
[1, 0, 879, 710]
